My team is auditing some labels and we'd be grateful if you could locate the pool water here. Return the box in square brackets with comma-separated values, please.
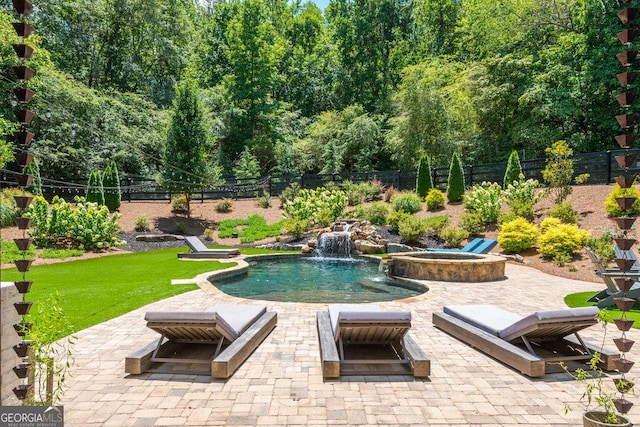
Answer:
[211, 257, 425, 303]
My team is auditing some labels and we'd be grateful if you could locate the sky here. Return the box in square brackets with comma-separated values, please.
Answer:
[313, 0, 330, 10]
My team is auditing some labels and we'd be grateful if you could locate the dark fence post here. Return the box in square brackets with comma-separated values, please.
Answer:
[468, 165, 473, 187]
[606, 150, 612, 184]
[127, 177, 132, 202]
[396, 170, 401, 188]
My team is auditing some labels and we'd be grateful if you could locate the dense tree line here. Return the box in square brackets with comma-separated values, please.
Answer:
[0, 0, 623, 182]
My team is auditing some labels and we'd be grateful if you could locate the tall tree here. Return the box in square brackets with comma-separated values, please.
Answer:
[86, 170, 105, 205]
[161, 82, 218, 216]
[102, 160, 121, 211]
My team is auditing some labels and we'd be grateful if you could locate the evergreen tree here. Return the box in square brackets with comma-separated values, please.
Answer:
[415, 154, 433, 198]
[103, 160, 121, 211]
[233, 147, 261, 178]
[25, 157, 43, 196]
[446, 152, 465, 203]
[503, 150, 523, 188]
[160, 81, 219, 216]
[86, 170, 105, 205]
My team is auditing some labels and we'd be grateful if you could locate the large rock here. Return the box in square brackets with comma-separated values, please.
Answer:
[387, 243, 414, 253]
[355, 240, 386, 254]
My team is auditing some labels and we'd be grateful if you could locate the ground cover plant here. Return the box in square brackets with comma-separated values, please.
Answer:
[1, 247, 234, 339]
[218, 214, 286, 243]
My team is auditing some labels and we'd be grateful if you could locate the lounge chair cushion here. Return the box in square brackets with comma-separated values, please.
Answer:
[499, 306, 598, 341]
[208, 304, 267, 337]
[328, 304, 411, 337]
[444, 305, 521, 336]
[443, 305, 599, 340]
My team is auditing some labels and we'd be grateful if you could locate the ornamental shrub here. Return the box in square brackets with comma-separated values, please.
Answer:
[498, 217, 538, 254]
[103, 160, 121, 212]
[441, 227, 469, 248]
[503, 150, 523, 188]
[387, 210, 411, 232]
[215, 199, 233, 213]
[283, 218, 309, 238]
[585, 233, 615, 266]
[503, 177, 542, 221]
[279, 182, 301, 207]
[416, 154, 433, 198]
[548, 201, 578, 224]
[86, 170, 105, 205]
[463, 181, 503, 224]
[537, 217, 590, 262]
[357, 202, 389, 225]
[446, 152, 465, 203]
[25, 157, 43, 196]
[171, 194, 189, 214]
[134, 216, 150, 232]
[423, 215, 450, 236]
[398, 215, 428, 243]
[0, 188, 29, 227]
[391, 191, 422, 214]
[425, 188, 445, 211]
[283, 187, 348, 226]
[604, 184, 640, 217]
[27, 195, 123, 250]
[459, 211, 485, 236]
[542, 140, 574, 204]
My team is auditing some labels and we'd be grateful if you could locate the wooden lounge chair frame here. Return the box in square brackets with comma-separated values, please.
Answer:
[585, 247, 640, 308]
[316, 309, 430, 379]
[126, 309, 276, 379]
[433, 307, 618, 378]
[178, 236, 240, 259]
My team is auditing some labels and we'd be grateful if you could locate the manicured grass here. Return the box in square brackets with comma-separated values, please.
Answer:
[565, 291, 640, 329]
[2, 247, 236, 339]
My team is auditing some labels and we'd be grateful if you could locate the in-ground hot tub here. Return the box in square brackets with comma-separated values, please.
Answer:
[381, 251, 506, 282]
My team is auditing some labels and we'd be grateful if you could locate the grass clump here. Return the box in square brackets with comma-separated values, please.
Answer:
[391, 191, 422, 214]
[218, 214, 285, 243]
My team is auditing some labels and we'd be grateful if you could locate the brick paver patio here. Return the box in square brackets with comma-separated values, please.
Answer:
[60, 261, 639, 426]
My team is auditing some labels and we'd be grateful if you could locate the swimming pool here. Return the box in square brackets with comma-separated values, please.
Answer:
[209, 257, 426, 303]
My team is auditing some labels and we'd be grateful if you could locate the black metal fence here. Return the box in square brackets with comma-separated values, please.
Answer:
[2, 149, 635, 202]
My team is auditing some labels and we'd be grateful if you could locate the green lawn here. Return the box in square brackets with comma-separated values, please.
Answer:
[565, 291, 640, 329]
[2, 247, 237, 339]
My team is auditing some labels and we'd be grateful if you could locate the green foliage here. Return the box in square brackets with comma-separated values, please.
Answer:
[423, 215, 451, 236]
[585, 233, 615, 267]
[26, 157, 43, 196]
[233, 147, 261, 178]
[342, 180, 383, 206]
[542, 140, 574, 204]
[215, 199, 234, 213]
[0, 240, 36, 264]
[463, 181, 502, 224]
[391, 191, 423, 214]
[498, 217, 538, 254]
[25, 292, 75, 405]
[283, 218, 310, 239]
[279, 183, 301, 206]
[86, 170, 105, 205]
[134, 216, 150, 232]
[503, 150, 523, 188]
[102, 160, 121, 212]
[257, 193, 272, 208]
[39, 248, 83, 259]
[548, 202, 579, 224]
[0, 188, 28, 227]
[171, 195, 189, 214]
[27, 196, 123, 250]
[283, 187, 348, 227]
[503, 177, 542, 221]
[218, 215, 284, 243]
[441, 227, 469, 248]
[425, 188, 445, 211]
[537, 217, 590, 262]
[446, 152, 465, 203]
[416, 154, 433, 198]
[459, 211, 486, 236]
[398, 215, 429, 243]
[387, 210, 412, 232]
[604, 184, 640, 217]
[351, 202, 389, 225]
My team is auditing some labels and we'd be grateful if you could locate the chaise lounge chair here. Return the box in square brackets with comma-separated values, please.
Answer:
[426, 238, 497, 254]
[125, 304, 277, 379]
[432, 305, 618, 377]
[316, 304, 430, 378]
[585, 247, 640, 308]
[178, 236, 240, 259]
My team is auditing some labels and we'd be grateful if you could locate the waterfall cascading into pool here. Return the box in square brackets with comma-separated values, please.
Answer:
[316, 223, 353, 257]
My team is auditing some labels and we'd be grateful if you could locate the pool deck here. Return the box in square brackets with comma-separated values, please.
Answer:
[60, 262, 639, 426]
